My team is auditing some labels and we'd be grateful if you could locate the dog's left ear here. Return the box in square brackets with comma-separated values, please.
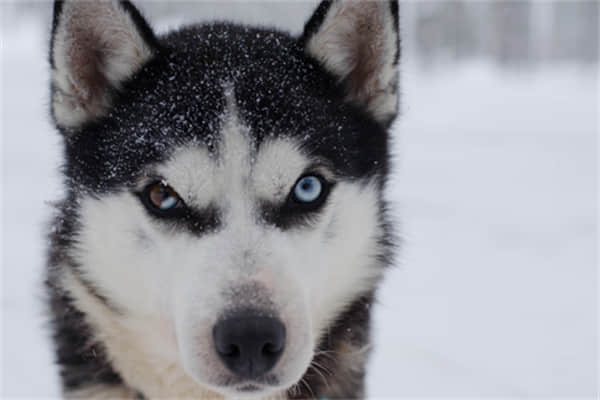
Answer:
[301, 0, 400, 127]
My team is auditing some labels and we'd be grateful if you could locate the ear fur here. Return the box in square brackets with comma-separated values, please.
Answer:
[50, 0, 158, 130]
[301, 0, 400, 126]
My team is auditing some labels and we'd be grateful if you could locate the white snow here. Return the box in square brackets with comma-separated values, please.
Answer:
[369, 61, 597, 397]
[1, 8, 597, 400]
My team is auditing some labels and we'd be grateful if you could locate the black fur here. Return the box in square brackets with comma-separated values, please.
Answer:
[118, 0, 161, 51]
[298, 0, 334, 48]
[47, 278, 123, 390]
[46, 0, 400, 397]
[288, 294, 376, 398]
[49, 0, 63, 68]
[390, 0, 401, 64]
[46, 193, 127, 391]
[58, 22, 389, 193]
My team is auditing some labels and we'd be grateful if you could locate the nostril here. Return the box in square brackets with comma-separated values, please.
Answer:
[262, 341, 282, 356]
[220, 343, 240, 358]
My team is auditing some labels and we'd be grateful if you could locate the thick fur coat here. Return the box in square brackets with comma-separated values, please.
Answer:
[46, 1, 400, 398]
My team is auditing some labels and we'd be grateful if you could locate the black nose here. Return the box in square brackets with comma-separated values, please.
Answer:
[213, 315, 286, 379]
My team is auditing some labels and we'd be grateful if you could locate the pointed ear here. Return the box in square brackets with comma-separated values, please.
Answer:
[301, 0, 400, 126]
[50, 0, 158, 130]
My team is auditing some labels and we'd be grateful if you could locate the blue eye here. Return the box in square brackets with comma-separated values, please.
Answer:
[148, 182, 181, 211]
[293, 175, 323, 203]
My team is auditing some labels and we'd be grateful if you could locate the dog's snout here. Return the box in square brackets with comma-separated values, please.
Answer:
[213, 314, 285, 379]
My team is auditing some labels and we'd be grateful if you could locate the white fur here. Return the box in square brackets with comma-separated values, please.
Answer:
[63, 95, 384, 398]
[51, 0, 154, 128]
[306, 0, 398, 123]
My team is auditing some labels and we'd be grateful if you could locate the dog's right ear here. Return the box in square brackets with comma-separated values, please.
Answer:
[50, 0, 159, 131]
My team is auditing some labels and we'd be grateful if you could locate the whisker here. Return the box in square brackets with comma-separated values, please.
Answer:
[288, 382, 300, 397]
[313, 350, 338, 362]
[311, 360, 333, 376]
[300, 377, 315, 398]
[309, 362, 330, 390]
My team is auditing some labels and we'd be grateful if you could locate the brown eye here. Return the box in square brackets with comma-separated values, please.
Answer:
[147, 182, 181, 211]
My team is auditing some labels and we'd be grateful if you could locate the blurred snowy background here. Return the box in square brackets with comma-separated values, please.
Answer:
[1, 0, 597, 398]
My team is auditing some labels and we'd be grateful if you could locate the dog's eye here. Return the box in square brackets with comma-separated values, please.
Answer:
[293, 175, 323, 203]
[145, 182, 181, 211]
[264, 174, 332, 228]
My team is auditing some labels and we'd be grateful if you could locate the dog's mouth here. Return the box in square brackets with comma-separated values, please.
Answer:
[222, 374, 280, 387]
[211, 370, 283, 397]
[235, 383, 263, 393]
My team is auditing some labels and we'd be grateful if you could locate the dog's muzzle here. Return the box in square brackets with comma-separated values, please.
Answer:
[213, 312, 286, 380]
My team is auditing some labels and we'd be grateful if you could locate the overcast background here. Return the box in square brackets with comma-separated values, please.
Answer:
[2, 1, 598, 398]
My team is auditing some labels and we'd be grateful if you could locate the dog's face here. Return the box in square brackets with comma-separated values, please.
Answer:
[50, 0, 399, 397]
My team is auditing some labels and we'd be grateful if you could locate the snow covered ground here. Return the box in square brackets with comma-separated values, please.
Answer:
[2, 5, 597, 399]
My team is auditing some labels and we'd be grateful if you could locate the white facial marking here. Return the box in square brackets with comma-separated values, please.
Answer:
[253, 140, 308, 201]
[67, 92, 384, 397]
[156, 145, 216, 210]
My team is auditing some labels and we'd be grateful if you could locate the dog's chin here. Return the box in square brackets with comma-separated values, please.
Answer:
[181, 365, 288, 399]
[215, 382, 283, 399]
[185, 368, 305, 399]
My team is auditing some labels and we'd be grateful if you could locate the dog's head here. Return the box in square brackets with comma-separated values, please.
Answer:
[49, 0, 399, 396]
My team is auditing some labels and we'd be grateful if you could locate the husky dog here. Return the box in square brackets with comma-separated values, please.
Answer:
[46, 0, 399, 398]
